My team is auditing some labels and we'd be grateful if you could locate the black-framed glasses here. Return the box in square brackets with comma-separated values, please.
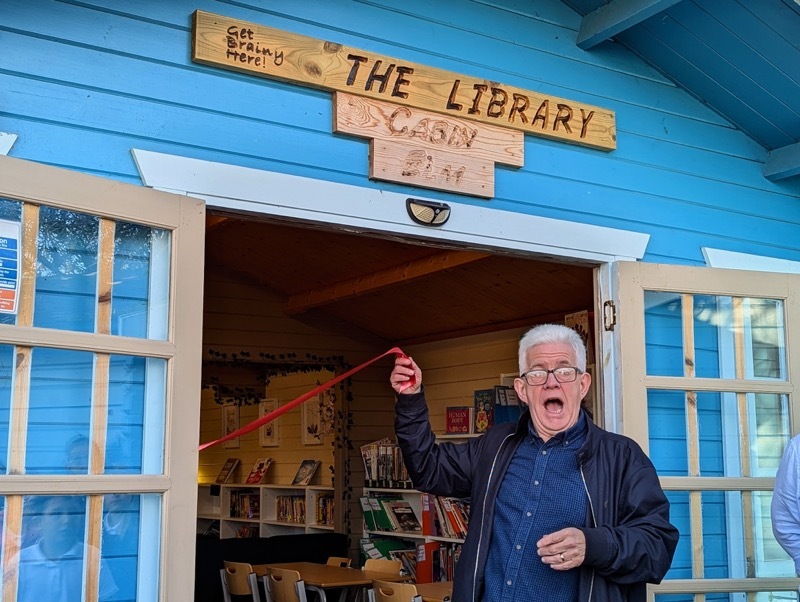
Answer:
[520, 366, 582, 386]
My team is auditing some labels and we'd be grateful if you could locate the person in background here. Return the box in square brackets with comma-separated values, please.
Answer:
[16, 496, 118, 602]
[771, 433, 800, 575]
[390, 323, 679, 602]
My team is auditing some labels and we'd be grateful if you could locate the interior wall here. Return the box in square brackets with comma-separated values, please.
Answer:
[199, 245, 595, 561]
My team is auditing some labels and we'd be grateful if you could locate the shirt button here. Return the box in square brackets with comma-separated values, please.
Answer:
[534, 480, 539, 486]
[516, 544, 521, 550]
[542, 450, 547, 455]
[507, 580, 512, 586]
[526, 512, 532, 517]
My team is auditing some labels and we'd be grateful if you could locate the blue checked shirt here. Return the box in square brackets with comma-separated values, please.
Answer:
[482, 414, 588, 602]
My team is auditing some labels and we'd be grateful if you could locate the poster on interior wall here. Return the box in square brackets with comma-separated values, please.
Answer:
[221, 402, 240, 449]
[259, 399, 279, 447]
[302, 393, 323, 446]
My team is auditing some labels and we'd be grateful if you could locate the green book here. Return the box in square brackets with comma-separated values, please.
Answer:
[360, 496, 377, 531]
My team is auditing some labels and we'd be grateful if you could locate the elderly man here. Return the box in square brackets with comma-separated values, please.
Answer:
[391, 323, 678, 602]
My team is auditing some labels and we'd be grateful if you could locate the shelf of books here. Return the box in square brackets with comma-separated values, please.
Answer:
[359, 439, 469, 583]
[198, 457, 333, 538]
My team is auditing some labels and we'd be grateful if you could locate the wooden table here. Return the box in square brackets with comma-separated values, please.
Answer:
[255, 561, 408, 602]
[414, 581, 453, 602]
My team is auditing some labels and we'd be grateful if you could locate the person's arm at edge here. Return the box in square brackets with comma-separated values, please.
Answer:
[772, 436, 800, 575]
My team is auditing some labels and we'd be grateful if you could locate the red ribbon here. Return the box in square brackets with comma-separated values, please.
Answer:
[199, 347, 412, 451]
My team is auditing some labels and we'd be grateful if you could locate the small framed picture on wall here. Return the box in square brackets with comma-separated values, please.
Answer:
[301, 393, 323, 446]
[221, 402, 240, 449]
[259, 398, 279, 447]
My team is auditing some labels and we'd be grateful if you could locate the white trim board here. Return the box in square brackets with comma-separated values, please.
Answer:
[0, 133, 18, 156]
[703, 248, 800, 274]
[132, 149, 649, 264]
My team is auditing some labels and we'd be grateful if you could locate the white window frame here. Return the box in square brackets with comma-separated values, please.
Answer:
[0, 155, 205, 602]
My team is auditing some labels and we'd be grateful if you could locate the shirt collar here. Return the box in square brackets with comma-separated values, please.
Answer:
[529, 410, 587, 445]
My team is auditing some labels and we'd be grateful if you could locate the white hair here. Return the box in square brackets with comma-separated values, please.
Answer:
[518, 323, 587, 374]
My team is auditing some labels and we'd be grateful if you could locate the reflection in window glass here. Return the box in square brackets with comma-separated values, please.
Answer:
[101, 493, 143, 601]
[3, 494, 160, 602]
[26, 348, 93, 474]
[655, 592, 794, 601]
[665, 491, 792, 584]
[18, 495, 119, 602]
[644, 291, 684, 376]
[0, 198, 21, 327]
[693, 295, 727, 379]
[0, 344, 12, 473]
[11, 495, 120, 602]
[648, 390, 688, 475]
[107, 355, 166, 474]
[649, 389, 790, 478]
[748, 298, 785, 380]
[34, 207, 98, 333]
[112, 223, 170, 340]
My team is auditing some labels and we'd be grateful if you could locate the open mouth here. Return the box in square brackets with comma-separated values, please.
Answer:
[544, 398, 564, 414]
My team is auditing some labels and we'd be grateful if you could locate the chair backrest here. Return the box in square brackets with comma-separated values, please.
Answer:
[363, 558, 402, 575]
[371, 579, 421, 602]
[326, 556, 352, 567]
[266, 567, 308, 602]
[221, 561, 262, 602]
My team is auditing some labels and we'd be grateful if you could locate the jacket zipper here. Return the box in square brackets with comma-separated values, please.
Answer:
[580, 465, 596, 601]
[471, 432, 516, 601]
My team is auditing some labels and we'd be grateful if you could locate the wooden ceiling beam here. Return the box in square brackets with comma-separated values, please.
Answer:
[764, 141, 800, 181]
[285, 250, 491, 315]
[576, 0, 682, 50]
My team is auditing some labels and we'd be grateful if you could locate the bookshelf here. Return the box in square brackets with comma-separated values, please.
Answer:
[360, 435, 473, 583]
[197, 483, 334, 539]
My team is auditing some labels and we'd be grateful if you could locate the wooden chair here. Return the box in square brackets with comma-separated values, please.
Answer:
[363, 558, 402, 575]
[368, 580, 422, 602]
[326, 556, 352, 568]
[220, 561, 263, 602]
[263, 567, 324, 602]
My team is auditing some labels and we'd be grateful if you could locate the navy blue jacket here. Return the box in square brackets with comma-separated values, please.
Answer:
[395, 390, 678, 602]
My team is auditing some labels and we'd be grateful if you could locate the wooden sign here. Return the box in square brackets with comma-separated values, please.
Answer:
[371, 139, 494, 198]
[334, 92, 522, 197]
[192, 10, 616, 151]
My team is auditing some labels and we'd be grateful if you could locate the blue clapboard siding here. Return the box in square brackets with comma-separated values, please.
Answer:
[2, 0, 799, 266]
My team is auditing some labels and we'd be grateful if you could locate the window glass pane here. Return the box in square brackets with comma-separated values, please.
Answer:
[644, 291, 684, 376]
[34, 207, 99, 332]
[18, 495, 118, 601]
[655, 593, 795, 601]
[7, 494, 161, 602]
[112, 223, 170, 340]
[648, 389, 688, 475]
[648, 389, 790, 477]
[27, 348, 93, 474]
[691, 295, 785, 380]
[101, 493, 159, 602]
[665, 491, 792, 584]
[693, 295, 727, 378]
[24, 349, 166, 475]
[0, 198, 22, 327]
[107, 355, 167, 475]
[0, 344, 13, 473]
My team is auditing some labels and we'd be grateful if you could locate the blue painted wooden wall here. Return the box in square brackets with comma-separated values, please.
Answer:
[1, 0, 799, 266]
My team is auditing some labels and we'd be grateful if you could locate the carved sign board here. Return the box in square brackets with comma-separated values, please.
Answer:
[192, 10, 616, 151]
[334, 93, 524, 166]
[334, 92, 522, 197]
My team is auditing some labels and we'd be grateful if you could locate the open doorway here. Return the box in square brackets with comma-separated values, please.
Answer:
[194, 212, 597, 600]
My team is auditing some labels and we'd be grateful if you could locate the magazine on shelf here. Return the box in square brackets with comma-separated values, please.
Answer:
[215, 457, 240, 484]
[245, 458, 273, 484]
[292, 459, 321, 485]
[383, 499, 422, 532]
